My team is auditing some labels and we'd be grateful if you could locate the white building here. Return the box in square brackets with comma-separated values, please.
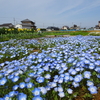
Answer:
[15, 24, 22, 29]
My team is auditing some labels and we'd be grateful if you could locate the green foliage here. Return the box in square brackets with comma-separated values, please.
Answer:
[69, 31, 89, 36]
[0, 32, 44, 42]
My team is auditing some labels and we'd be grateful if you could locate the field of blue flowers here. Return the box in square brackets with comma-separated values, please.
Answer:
[0, 36, 100, 100]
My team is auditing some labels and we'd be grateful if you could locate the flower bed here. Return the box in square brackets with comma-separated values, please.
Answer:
[0, 36, 100, 100]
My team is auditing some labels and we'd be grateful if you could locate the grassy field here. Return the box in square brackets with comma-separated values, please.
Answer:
[0, 32, 45, 42]
[0, 30, 100, 42]
[43, 31, 89, 36]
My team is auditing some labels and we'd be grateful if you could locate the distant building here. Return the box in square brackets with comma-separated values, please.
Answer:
[21, 19, 36, 29]
[62, 26, 69, 30]
[99, 21, 100, 27]
[15, 24, 22, 29]
[0, 23, 14, 28]
[15, 19, 36, 29]
[70, 24, 80, 30]
[95, 21, 100, 29]
[46, 26, 59, 31]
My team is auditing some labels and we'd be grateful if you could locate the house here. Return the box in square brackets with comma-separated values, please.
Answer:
[0, 23, 14, 28]
[70, 24, 80, 30]
[62, 26, 69, 30]
[15, 24, 22, 29]
[21, 19, 36, 29]
[95, 21, 100, 29]
[46, 26, 59, 31]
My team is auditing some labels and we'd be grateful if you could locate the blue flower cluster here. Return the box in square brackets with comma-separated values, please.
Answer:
[0, 39, 40, 60]
[0, 36, 100, 99]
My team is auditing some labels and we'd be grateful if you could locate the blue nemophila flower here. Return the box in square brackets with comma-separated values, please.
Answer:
[55, 64, 60, 69]
[3, 94, 11, 100]
[15, 91, 19, 95]
[97, 75, 100, 78]
[43, 66, 49, 71]
[28, 73, 35, 77]
[39, 87, 47, 94]
[67, 57, 74, 63]
[61, 63, 66, 68]
[19, 82, 26, 89]
[13, 85, 19, 90]
[0, 77, 7, 85]
[57, 86, 63, 92]
[44, 74, 51, 79]
[83, 71, 91, 79]
[26, 82, 34, 88]
[59, 69, 64, 74]
[60, 74, 65, 78]
[37, 69, 44, 75]
[12, 76, 19, 82]
[25, 77, 31, 82]
[63, 66, 68, 71]
[58, 92, 65, 98]
[89, 63, 95, 69]
[72, 82, 80, 88]
[54, 75, 59, 79]
[45, 86, 51, 91]
[32, 88, 41, 96]
[87, 80, 94, 86]
[95, 60, 100, 66]
[27, 54, 34, 60]
[58, 78, 63, 83]
[48, 82, 57, 88]
[0, 63, 4, 67]
[36, 76, 44, 83]
[95, 67, 100, 73]
[75, 67, 81, 72]
[0, 98, 3, 100]
[74, 74, 83, 83]
[84, 59, 90, 65]
[7, 74, 14, 79]
[69, 76, 74, 81]
[70, 69, 77, 75]
[67, 88, 73, 94]
[53, 78, 59, 82]
[38, 58, 42, 62]
[32, 96, 43, 100]
[88, 86, 97, 94]
[64, 75, 70, 81]
[8, 91, 15, 97]
[68, 68, 74, 74]
[17, 93, 27, 100]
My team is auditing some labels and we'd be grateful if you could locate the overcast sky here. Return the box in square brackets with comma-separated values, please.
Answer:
[0, 0, 100, 28]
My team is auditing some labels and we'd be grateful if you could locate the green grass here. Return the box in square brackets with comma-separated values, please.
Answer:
[43, 31, 89, 36]
[69, 31, 89, 36]
[43, 31, 70, 36]
[0, 32, 45, 42]
[0, 31, 91, 42]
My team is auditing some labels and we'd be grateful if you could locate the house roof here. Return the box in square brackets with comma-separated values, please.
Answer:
[62, 26, 69, 28]
[0, 23, 13, 26]
[47, 26, 59, 30]
[21, 19, 35, 23]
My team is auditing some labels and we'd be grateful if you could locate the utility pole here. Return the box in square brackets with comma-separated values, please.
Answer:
[80, 23, 81, 28]
[13, 18, 15, 27]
